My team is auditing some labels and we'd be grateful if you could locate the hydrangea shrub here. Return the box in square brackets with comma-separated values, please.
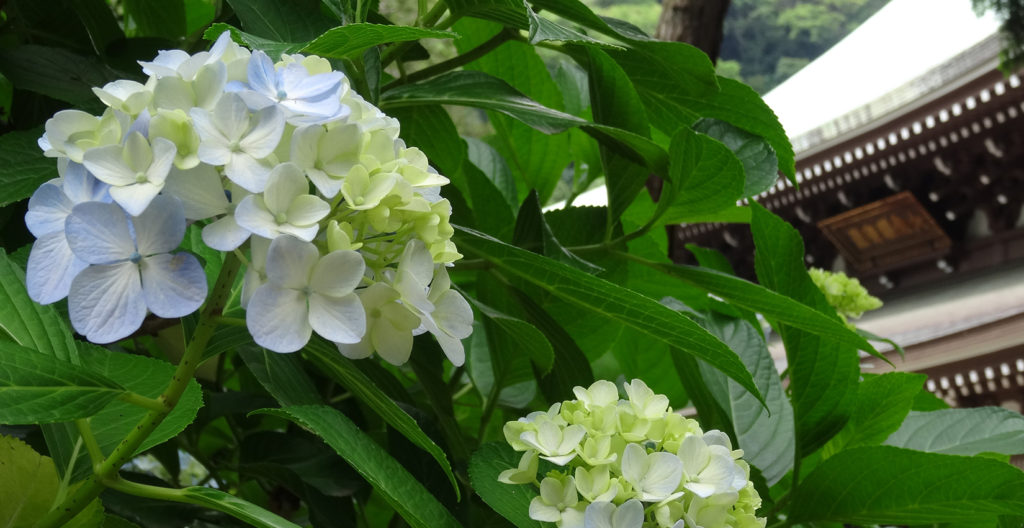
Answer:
[0, 2, 1022, 528]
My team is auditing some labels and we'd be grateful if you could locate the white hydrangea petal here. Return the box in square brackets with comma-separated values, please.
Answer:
[109, 182, 163, 216]
[25, 182, 71, 237]
[285, 195, 329, 226]
[202, 215, 250, 251]
[224, 152, 272, 192]
[141, 253, 207, 317]
[264, 235, 318, 290]
[133, 195, 186, 255]
[240, 105, 285, 158]
[679, 434, 710, 478]
[26, 231, 86, 304]
[620, 443, 648, 487]
[246, 284, 311, 353]
[309, 292, 365, 344]
[276, 223, 319, 242]
[69, 262, 146, 344]
[290, 124, 322, 167]
[370, 317, 414, 365]
[584, 501, 616, 528]
[612, 500, 644, 528]
[234, 196, 279, 239]
[162, 165, 230, 220]
[642, 452, 684, 500]
[263, 163, 307, 214]
[432, 328, 465, 366]
[310, 250, 364, 297]
[432, 290, 473, 339]
[65, 202, 134, 264]
[83, 145, 136, 186]
[146, 138, 178, 185]
[193, 62, 227, 109]
[529, 497, 561, 523]
[213, 93, 252, 142]
[337, 337, 374, 360]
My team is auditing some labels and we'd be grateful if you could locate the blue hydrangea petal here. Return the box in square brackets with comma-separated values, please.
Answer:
[68, 261, 146, 344]
[133, 195, 186, 255]
[26, 231, 86, 304]
[25, 182, 72, 237]
[66, 202, 134, 264]
[61, 162, 111, 204]
[140, 252, 207, 318]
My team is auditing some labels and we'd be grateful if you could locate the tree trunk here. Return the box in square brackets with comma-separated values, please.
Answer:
[655, 0, 731, 63]
[653, 0, 732, 259]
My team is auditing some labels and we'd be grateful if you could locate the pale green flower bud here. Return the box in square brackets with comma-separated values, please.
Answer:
[498, 451, 539, 485]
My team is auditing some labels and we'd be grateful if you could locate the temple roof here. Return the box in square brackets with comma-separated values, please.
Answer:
[763, 0, 1000, 151]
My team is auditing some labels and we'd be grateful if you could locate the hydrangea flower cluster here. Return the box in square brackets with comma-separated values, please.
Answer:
[808, 268, 882, 325]
[25, 33, 472, 365]
[499, 380, 765, 528]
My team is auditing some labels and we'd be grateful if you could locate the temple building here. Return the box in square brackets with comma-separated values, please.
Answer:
[673, 0, 1024, 416]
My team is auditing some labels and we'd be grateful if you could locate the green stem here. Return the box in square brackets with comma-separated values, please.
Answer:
[385, 28, 514, 88]
[74, 419, 105, 471]
[380, 1, 450, 66]
[106, 477, 190, 503]
[35, 254, 241, 528]
[117, 391, 168, 413]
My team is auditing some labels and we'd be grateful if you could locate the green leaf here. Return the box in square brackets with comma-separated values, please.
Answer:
[224, 0, 336, 42]
[697, 315, 794, 485]
[203, 23, 306, 59]
[255, 405, 463, 528]
[123, 0, 185, 39]
[693, 118, 779, 198]
[71, 0, 124, 55]
[823, 372, 925, 457]
[73, 344, 203, 476]
[467, 294, 554, 375]
[102, 515, 141, 528]
[790, 446, 1024, 524]
[465, 137, 517, 210]
[578, 46, 651, 222]
[382, 69, 668, 187]
[507, 287, 593, 403]
[750, 203, 858, 455]
[453, 19, 570, 203]
[661, 126, 745, 218]
[610, 42, 794, 179]
[646, 264, 878, 354]
[0, 45, 122, 108]
[303, 339, 460, 497]
[0, 249, 78, 363]
[442, 0, 528, 28]
[303, 24, 457, 58]
[179, 487, 303, 528]
[469, 442, 543, 528]
[525, 6, 623, 50]
[238, 346, 320, 406]
[387, 105, 465, 176]
[0, 342, 125, 424]
[454, 225, 763, 404]
[0, 435, 101, 528]
[885, 407, 1024, 456]
[514, 191, 601, 273]
[0, 129, 55, 204]
[529, 0, 647, 41]
[689, 77, 796, 181]
[0, 434, 61, 526]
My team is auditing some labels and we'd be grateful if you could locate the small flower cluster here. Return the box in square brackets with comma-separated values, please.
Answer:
[25, 33, 472, 365]
[808, 268, 882, 325]
[500, 379, 765, 528]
